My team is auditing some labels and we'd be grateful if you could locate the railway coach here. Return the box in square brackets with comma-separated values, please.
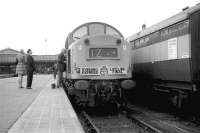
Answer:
[63, 22, 135, 109]
[127, 4, 200, 108]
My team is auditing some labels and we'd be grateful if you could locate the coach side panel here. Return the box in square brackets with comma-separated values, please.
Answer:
[132, 34, 192, 82]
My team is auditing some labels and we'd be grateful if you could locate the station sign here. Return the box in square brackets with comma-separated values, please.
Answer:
[79, 66, 127, 76]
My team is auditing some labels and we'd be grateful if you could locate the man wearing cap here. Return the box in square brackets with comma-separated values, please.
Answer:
[26, 49, 35, 89]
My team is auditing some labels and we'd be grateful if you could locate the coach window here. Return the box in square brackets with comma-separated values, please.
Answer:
[135, 39, 140, 48]
[130, 41, 135, 47]
[178, 22, 184, 30]
[161, 28, 169, 36]
[152, 31, 159, 38]
[183, 20, 189, 28]
[180, 20, 189, 29]
[140, 38, 144, 45]
[174, 24, 179, 32]
[73, 26, 87, 41]
[145, 36, 150, 42]
[169, 24, 178, 34]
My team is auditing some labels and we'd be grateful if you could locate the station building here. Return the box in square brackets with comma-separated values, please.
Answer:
[0, 48, 58, 75]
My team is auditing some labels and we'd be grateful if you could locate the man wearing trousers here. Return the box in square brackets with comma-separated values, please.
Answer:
[26, 49, 35, 89]
[57, 48, 66, 88]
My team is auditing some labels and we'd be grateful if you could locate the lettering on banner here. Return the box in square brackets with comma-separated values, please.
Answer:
[79, 66, 127, 76]
[80, 67, 99, 75]
[109, 67, 126, 74]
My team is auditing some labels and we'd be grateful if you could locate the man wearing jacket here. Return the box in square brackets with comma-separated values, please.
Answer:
[26, 49, 35, 89]
[57, 48, 66, 88]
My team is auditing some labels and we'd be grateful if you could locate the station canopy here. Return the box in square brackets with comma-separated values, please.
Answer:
[0, 48, 57, 65]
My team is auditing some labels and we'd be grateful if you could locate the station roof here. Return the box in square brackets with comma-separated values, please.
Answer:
[33, 55, 58, 62]
[0, 54, 16, 64]
[0, 48, 19, 55]
[0, 48, 58, 65]
[0, 54, 58, 65]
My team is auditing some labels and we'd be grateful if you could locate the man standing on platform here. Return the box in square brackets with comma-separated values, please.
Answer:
[57, 48, 66, 88]
[26, 49, 35, 89]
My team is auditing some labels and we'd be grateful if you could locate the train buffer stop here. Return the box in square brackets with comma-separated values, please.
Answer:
[0, 75, 84, 133]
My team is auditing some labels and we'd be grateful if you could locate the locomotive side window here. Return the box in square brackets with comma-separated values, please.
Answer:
[73, 26, 87, 41]
[89, 24, 104, 35]
[89, 48, 118, 58]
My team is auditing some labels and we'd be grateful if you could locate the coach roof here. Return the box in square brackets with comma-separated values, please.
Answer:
[127, 4, 200, 41]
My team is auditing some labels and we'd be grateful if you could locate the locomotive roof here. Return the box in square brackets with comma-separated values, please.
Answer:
[65, 22, 124, 49]
[127, 3, 200, 41]
[71, 22, 124, 38]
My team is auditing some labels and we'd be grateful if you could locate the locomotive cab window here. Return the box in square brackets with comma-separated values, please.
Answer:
[72, 26, 87, 41]
[89, 24, 104, 35]
[106, 26, 121, 37]
[71, 22, 124, 42]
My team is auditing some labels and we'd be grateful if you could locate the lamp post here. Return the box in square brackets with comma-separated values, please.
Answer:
[44, 38, 47, 55]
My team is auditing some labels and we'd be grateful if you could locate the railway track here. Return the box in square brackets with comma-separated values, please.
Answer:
[123, 106, 200, 133]
[80, 110, 163, 133]
[123, 107, 164, 133]
[79, 106, 199, 133]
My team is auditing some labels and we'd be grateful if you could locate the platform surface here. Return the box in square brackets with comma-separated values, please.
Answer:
[7, 77, 84, 133]
[0, 75, 52, 133]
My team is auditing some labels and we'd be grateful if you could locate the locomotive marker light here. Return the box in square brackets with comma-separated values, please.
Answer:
[75, 80, 90, 90]
[116, 39, 121, 45]
[121, 80, 136, 90]
[84, 38, 90, 45]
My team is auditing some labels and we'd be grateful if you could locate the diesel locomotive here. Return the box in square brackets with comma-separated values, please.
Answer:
[63, 22, 135, 108]
[127, 4, 200, 108]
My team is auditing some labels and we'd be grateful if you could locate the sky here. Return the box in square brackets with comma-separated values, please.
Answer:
[0, 0, 199, 55]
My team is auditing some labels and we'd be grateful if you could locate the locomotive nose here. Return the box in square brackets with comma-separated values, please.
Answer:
[121, 80, 136, 90]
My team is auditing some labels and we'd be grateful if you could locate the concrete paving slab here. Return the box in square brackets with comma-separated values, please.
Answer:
[7, 77, 84, 133]
[0, 75, 52, 133]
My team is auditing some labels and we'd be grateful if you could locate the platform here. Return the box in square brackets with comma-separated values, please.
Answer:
[0, 75, 52, 133]
[6, 77, 84, 133]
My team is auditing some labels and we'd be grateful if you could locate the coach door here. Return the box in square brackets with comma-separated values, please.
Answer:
[190, 10, 200, 89]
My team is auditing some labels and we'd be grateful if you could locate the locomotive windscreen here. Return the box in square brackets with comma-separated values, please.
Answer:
[89, 48, 118, 58]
